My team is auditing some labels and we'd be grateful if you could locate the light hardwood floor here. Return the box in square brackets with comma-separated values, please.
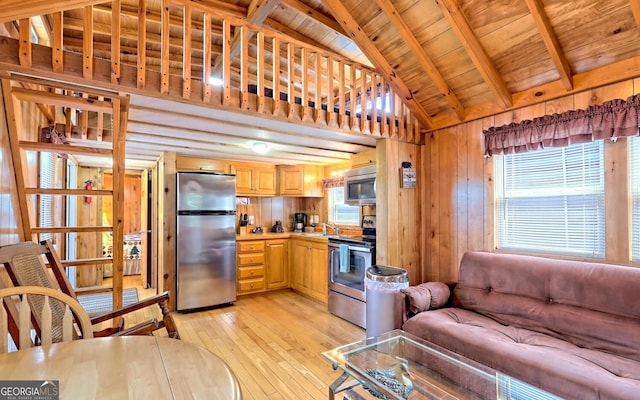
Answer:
[118, 276, 367, 399]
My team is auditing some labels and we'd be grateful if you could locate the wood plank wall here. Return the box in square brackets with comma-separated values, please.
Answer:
[423, 78, 640, 283]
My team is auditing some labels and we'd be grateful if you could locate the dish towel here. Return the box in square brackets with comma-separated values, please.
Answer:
[339, 244, 350, 273]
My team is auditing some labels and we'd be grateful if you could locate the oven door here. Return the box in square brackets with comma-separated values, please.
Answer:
[328, 243, 371, 301]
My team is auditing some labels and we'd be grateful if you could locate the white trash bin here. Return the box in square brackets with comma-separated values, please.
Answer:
[365, 265, 409, 338]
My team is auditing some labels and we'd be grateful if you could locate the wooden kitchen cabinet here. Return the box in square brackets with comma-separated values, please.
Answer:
[236, 240, 266, 295]
[289, 238, 328, 303]
[350, 148, 376, 168]
[277, 165, 323, 197]
[176, 156, 228, 173]
[230, 164, 276, 196]
[265, 239, 288, 290]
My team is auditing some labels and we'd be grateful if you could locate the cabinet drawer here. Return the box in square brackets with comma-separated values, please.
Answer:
[237, 277, 265, 294]
[238, 265, 264, 279]
[237, 253, 265, 266]
[237, 241, 265, 252]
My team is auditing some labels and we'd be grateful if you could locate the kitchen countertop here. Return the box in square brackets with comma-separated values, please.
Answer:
[236, 232, 330, 243]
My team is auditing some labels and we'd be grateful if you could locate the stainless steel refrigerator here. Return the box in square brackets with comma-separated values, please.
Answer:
[176, 172, 236, 311]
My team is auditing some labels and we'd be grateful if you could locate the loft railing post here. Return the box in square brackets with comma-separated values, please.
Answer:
[182, 4, 192, 99]
[272, 37, 281, 116]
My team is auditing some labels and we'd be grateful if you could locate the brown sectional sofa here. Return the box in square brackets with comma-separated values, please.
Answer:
[396, 251, 640, 399]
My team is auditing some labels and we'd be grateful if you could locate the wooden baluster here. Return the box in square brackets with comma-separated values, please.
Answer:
[390, 92, 398, 139]
[182, 4, 192, 99]
[327, 56, 335, 127]
[81, 93, 89, 139]
[222, 19, 231, 106]
[203, 13, 212, 103]
[301, 48, 311, 122]
[97, 96, 104, 141]
[111, 0, 121, 84]
[272, 37, 281, 116]
[381, 80, 388, 137]
[137, 0, 146, 89]
[0, 298, 7, 354]
[371, 74, 379, 136]
[287, 43, 296, 119]
[257, 32, 265, 113]
[40, 295, 52, 346]
[338, 60, 347, 129]
[360, 69, 369, 134]
[83, 6, 93, 80]
[161, 0, 170, 94]
[398, 101, 406, 141]
[52, 12, 63, 73]
[314, 52, 321, 124]
[240, 26, 249, 110]
[350, 64, 357, 131]
[405, 107, 413, 143]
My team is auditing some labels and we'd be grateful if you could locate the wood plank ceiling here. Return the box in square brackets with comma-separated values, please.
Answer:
[2, 0, 640, 168]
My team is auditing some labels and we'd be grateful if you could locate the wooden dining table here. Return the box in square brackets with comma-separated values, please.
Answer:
[0, 336, 242, 399]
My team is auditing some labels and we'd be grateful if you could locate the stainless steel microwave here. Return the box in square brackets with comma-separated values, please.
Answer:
[344, 165, 376, 205]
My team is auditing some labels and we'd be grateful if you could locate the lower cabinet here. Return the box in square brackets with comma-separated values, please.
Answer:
[237, 239, 289, 295]
[237, 240, 266, 295]
[265, 239, 288, 290]
[289, 239, 328, 303]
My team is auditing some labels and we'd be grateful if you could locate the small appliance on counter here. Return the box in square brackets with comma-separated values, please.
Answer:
[293, 213, 307, 232]
[271, 221, 284, 233]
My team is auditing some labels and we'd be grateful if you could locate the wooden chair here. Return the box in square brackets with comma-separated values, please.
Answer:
[0, 241, 179, 341]
[0, 285, 94, 352]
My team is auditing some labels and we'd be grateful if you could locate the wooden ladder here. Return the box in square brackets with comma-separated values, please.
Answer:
[1, 76, 129, 315]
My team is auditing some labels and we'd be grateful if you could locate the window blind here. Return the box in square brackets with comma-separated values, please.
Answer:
[630, 136, 640, 262]
[39, 151, 57, 243]
[328, 186, 359, 225]
[495, 141, 605, 258]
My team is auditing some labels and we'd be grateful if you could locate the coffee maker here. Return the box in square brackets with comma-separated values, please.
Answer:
[293, 213, 307, 232]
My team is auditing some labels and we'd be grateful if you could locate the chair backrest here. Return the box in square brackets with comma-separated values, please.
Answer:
[0, 241, 76, 299]
[0, 286, 93, 353]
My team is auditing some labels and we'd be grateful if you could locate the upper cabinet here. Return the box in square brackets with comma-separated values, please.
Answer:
[231, 164, 277, 196]
[277, 165, 323, 197]
[176, 156, 228, 173]
[350, 148, 376, 168]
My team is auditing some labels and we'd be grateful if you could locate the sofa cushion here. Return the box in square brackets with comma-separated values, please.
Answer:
[453, 251, 640, 362]
[401, 282, 450, 315]
[403, 308, 640, 400]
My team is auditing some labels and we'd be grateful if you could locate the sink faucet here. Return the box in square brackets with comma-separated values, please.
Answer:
[322, 223, 340, 236]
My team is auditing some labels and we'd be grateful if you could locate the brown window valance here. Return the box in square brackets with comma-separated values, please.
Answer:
[483, 94, 640, 156]
[322, 176, 344, 189]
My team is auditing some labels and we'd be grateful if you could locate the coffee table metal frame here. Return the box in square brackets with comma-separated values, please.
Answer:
[323, 329, 561, 400]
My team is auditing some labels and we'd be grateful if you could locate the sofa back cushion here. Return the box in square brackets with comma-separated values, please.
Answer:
[453, 251, 640, 362]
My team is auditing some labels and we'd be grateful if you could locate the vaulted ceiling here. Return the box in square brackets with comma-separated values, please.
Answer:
[2, 0, 640, 168]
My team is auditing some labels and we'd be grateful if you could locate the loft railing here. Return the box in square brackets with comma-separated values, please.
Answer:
[3, 0, 423, 142]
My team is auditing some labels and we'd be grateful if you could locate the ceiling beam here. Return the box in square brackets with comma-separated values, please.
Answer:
[279, 0, 347, 37]
[321, 0, 432, 129]
[0, 0, 105, 23]
[374, 0, 464, 121]
[436, 0, 512, 108]
[524, 0, 573, 90]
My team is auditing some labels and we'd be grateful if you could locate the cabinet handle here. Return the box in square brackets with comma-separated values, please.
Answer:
[249, 258, 254, 262]
[250, 283, 254, 288]
[249, 246, 255, 250]
[250, 271, 254, 276]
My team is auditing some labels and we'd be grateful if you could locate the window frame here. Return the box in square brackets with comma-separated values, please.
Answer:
[493, 141, 606, 259]
[327, 185, 360, 226]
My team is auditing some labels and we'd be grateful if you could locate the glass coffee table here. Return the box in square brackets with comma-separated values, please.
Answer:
[323, 330, 561, 400]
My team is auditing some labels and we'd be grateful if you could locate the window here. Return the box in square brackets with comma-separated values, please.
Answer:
[328, 186, 359, 225]
[494, 141, 605, 258]
[39, 151, 57, 243]
[630, 136, 640, 262]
